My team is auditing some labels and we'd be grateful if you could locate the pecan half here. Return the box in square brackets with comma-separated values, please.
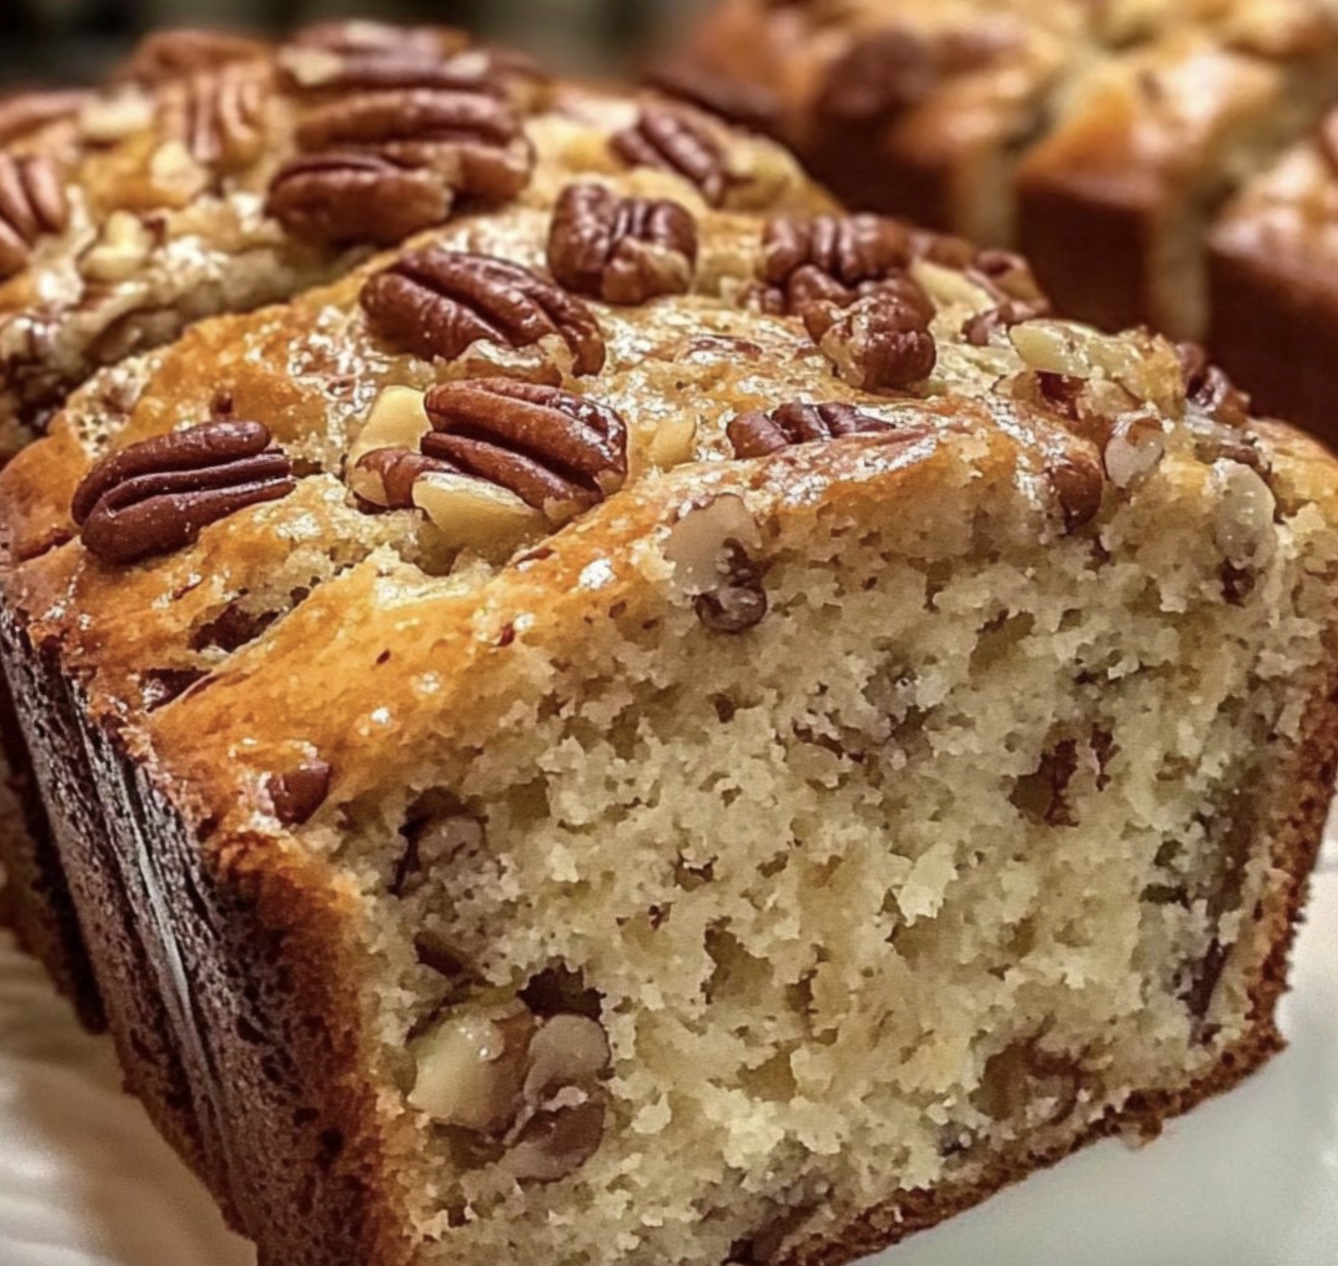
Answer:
[0, 88, 89, 145]
[158, 65, 268, 171]
[727, 402, 904, 458]
[266, 151, 453, 247]
[547, 183, 697, 305]
[611, 107, 728, 207]
[642, 62, 783, 135]
[282, 40, 541, 100]
[294, 89, 530, 201]
[816, 291, 937, 393]
[71, 421, 295, 565]
[422, 378, 627, 518]
[763, 213, 913, 295]
[361, 249, 606, 376]
[290, 20, 465, 58]
[115, 28, 271, 87]
[0, 154, 69, 281]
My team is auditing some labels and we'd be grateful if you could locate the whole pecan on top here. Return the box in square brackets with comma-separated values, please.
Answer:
[818, 291, 938, 392]
[727, 401, 916, 458]
[547, 183, 698, 305]
[267, 89, 532, 243]
[266, 151, 454, 248]
[611, 106, 728, 207]
[422, 378, 628, 519]
[71, 421, 295, 565]
[289, 20, 466, 58]
[361, 248, 606, 376]
[762, 213, 914, 309]
[158, 64, 269, 172]
[0, 89, 89, 146]
[114, 28, 271, 88]
[641, 62, 783, 136]
[0, 154, 70, 281]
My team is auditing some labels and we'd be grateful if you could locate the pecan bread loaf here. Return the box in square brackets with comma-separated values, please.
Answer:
[3, 179, 1337, 1263]
[0, 23, 823, 1017]
[667, 0, 1338, 441]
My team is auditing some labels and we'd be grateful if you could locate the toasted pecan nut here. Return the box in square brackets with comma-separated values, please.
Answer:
[290, 20, 466, 58]
[158, 65, 269, 171]
[817, 290, 937, 393]
[727, 402, 904, 458]
[642, 62, 783, 135]
[115, 28, 271, 87]
[694, 538, 768, 634]
[611, 106, 728, 207]
[266, 151, 453, 246]
[815, 28, 942, 125]
[763, 214, 913, 293]
[266, 759, 333, 826]
[361, 249, 606, 376]
[1177, 342, 1252, 430]
[547, 183, 697, 305]
[282, 40, 542, 100]
[0, 153, 69, 281]
[422, 378, 627, 518]
[0, 89, 89, 145]
[354, 448, 458, 509]
[1046, 451, 1105, 533]
[962, 299, 1047, 347]
[71, 421, 295, 565]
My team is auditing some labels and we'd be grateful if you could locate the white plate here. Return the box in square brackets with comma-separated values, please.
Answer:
[2, 865, 1336, 1266]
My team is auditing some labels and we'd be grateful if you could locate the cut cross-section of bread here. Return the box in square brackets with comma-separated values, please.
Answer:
[2, 179, 1335, 1265]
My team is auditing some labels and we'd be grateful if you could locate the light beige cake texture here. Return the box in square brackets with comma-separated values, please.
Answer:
[2, 109, 1338, 1266]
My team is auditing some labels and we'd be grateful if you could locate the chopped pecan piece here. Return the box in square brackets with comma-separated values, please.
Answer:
[816, 291, 937, 393]
[361, 249, 606, 376]
[1046, 450, 1105, 532]
[422, 378, 627, 518]
[0, 154, 69, 281]
[611, 106, 728, 207]
[694, 539, 768, 634]
[0, 89, 89, 145]
[158, 65, 268, 171]
[1176, 342, 1251, 430]
[727, 402, 906, 458]
[354, 448, 457, 509]
[547, 183, 697, 305]
[266, 759, 333, 826]
[115, 28, 270, 87]
[962, 299, 1046, 347]
[71, 421, 295, 565]
[266, 151, 453, 247]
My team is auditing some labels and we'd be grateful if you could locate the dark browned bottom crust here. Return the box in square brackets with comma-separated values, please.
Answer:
[1207, 240, 1338, 452]
[1, 609, 1334, 1266]
[784, 1025, 1280, 1266]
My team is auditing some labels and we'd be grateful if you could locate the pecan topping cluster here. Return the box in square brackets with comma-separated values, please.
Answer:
[727, 402, 906, 458]
[71, 421, 295, 565]
[422, 378, 628, 518]
[760, 214, 938, 391]
[611, 106, 728, 207]
[547, 183, 698, 305]
[267, 74, 532, 245]
[0, 154, 70, 281]
[158, 64, 269, 172]
[361, 248, 606, 376]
